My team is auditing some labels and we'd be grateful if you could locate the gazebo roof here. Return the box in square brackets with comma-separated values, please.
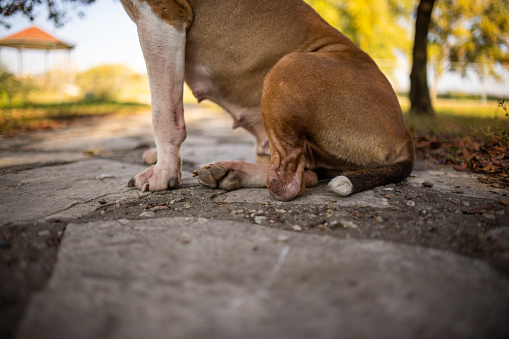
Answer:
[0, 26, 74, 50]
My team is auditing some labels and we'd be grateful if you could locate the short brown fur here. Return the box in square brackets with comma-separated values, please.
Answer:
[123, 0, 415, 200]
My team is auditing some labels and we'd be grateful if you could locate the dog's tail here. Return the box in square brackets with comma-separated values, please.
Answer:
[327, 143, 414, 197]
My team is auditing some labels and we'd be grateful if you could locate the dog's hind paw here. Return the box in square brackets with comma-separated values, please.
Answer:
[142, 148, 158, 165]
[193, 161, 268, 191]
[328, 176, 353, 196]
[193, 163, 240, 191]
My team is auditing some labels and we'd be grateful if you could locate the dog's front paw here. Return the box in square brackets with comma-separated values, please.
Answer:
[128, 164, 180, 192]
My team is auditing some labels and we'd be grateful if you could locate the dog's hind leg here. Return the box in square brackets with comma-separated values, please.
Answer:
[193, 161, 317, 192]
[327, 132, 415, 196]
[260, 57, 313, 201]
[142, 148, 157, 164]
[328, 157, 414, 196]
[194, 161, 268, 191]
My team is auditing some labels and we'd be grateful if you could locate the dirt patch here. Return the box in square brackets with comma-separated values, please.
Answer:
[86, 179, 509, 274]
[0, 221, 66, 339]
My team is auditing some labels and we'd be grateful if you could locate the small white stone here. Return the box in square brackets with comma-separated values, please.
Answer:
[483, 213, 496, 220]
[340, 220, 358, 229]
[139, 211, 156, 218]
[37, 230, 51, 237]
[277, 235, 289, 243]
[180, 232, 192, 244]
[254, 216, 267, 224]
[292, 225, 303, 231]
[96, 174, 115, 180]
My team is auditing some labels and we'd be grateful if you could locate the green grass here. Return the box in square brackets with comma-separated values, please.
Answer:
[401, 99, 509, 141]
[0, 101, 149, 136]
[1, 97, 508, 142]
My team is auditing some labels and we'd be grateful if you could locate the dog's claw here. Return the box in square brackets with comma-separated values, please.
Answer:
[128, 178, 135, 187]
[141, 183, 149, 192]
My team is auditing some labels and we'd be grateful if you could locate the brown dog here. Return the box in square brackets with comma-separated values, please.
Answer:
[122, 0, 414, 201]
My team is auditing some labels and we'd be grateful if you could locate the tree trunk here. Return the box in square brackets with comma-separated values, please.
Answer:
[410, 0, 436, 116]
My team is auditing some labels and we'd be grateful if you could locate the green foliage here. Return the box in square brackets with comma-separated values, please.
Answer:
[429, 0, 509, 77]
[305, 0, 414, 59]
[403, 100, 509, 141]
[0, 101, 148, 135]
[0, 0, 97, 28]
[0, 64, 36, 105]
[76, 64, 146, 102]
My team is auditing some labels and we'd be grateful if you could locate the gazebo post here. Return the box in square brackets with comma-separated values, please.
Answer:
[67, 49, 75, 85]
[18, 46, 24, 76]
[45, 49, 50, 85]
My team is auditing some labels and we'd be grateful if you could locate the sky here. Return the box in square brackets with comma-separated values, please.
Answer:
[0, 0, 146, 74]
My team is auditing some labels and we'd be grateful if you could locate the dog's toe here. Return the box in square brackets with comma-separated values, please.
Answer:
[195, 163, 242, 191]
[209, 164, 227, 181]
[218, 172, 240, 191]
[195, 167, 219, 188]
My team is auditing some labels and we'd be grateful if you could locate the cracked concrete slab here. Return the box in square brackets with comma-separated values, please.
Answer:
[408, 167, 504, 199]
[17, 217, 509, 339]
[26, 114, 154, 153]
[0, 152, 87, 170]
[2, 105, 509, 339]
[0, 159, 147, 224]
[218, 183, 390, 208]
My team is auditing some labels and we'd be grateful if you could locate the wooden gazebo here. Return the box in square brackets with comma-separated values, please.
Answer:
[0, 26, 74, 75]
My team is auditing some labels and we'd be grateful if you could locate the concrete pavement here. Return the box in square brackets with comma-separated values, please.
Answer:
[1, 105, 508, 338]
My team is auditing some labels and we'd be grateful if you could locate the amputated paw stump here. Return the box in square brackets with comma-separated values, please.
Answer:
[327, 176, 353, 196]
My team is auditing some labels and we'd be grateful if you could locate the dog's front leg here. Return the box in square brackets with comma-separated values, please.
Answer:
[126, 1, 189, 191]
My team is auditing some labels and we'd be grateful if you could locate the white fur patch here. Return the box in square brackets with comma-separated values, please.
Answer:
[328, 176, 353, 196]
[133, 0, 187, 168]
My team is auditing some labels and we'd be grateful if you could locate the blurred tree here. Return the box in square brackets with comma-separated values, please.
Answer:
[305, 0, 414, 59]
[76, 64, 144, 102]
[0, 0, 96, 28]
[410, 0, 435, 116]
[428, 0, 509, 101]
[0, 63, 34, 104]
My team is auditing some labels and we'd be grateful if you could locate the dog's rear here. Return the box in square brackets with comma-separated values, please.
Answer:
[261, 43, 414, 200]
